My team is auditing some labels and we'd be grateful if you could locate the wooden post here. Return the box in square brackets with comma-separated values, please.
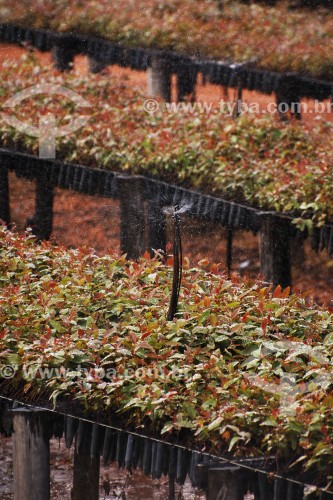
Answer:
[0, 165, 10, 225]
[233, 86, 243, 118]
[290, 230, 306, 268]
[168, 476, 176, 500]
[12, 408, 51, 500]
[72, 421, 100, 500]
[51, 43, 75, 72]
[177, 65, 197, 102]
[259, 214, 292, 289]
[226, 228, 233, 275]
[275, 74, 301, 121]
[232, 66, 247, 119]
[147, 56, 172, 102]
[207, 466, 244, 500]
[117, 175, 146, 260]
[31, 171, 54, 241]
[147, 201, 166, 257]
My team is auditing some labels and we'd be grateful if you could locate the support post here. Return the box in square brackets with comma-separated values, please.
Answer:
[232, 86, 243, 118]
[147, 56, 172, 102]
[117, 175, 146, 260]
[177, 64, 197, 102]
[30, 171, 54, 241]
[12, 408, 51, 500]
[51, 42, 75, 71]
[72, 421, 100, 500]
[0, 165, 10, 225]
[147, 201, 167, 257]
[275, 74, 301, 121]
[168, 474, 176, 500]
[207, 467, 244, 500]
[290, 230, 306, 268]
[226, 228, 233, 275]
[259, 214, 292, 289]
[233, 68, 246, 119]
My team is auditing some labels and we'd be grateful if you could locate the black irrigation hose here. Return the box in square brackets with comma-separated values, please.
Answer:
[167, 206, 183, 321]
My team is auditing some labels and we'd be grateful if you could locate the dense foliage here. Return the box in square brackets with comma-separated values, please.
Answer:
[1, 0, 333, 79]
[0, 228, 332, 480]
[237, 0, 333, 7]
[1, 56, 333, 229]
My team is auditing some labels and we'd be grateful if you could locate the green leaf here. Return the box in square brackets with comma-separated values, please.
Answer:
[49, 320, 63, 333]
[228, 436, 242, 452]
